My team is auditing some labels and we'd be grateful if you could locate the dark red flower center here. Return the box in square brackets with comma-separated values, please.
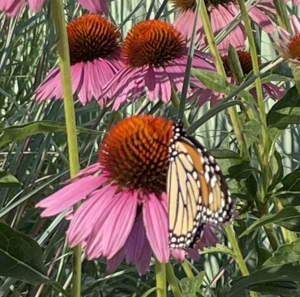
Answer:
[122, 20, 184, 67]
[67, 15, 120, 65]
[221, 50, 261, 77]
[287, 33, 300, 60]
[98, 115, 173, 193]
[169, 0, 235, 11]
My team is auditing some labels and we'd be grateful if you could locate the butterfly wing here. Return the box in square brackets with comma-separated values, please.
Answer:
[167, 122, 233, 249]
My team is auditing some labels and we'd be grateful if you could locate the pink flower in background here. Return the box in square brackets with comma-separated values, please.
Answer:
[170, 0, 278, 53]
[35, 14, 123, 106]
[36, 115, 218, 274]
[98, 19, 216, 110]
[192, 50, 285, 107]
[273, 15, 300, 68]
[293, 0, 300, 6]
[0, 0, 108, 17]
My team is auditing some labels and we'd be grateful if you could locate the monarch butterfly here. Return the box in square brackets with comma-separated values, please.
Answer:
[167, 121, 234, 249]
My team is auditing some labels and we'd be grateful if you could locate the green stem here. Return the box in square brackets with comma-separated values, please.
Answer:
[171, 88, 189, 128]
[181, 260, 194, 278]
[236, 0, 269, 198]
[274, 198, 296, 243]
[273, 0, 292, 33]
[199, 0, 249, 160]
[50, 0, 81, 296]
[166, 263, 182, 297]
[225, 225, 258, 297]
[155, 261, 167, 297]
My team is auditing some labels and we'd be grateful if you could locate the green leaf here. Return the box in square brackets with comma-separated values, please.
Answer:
[267, 151, 284, 193]
[254, 234, 272, 268]
[246, 281, 299, 297]
[0, 222, 50, 283]
[180, 272, 205, 297]
[199, 244, 234, 257]
[267, 86, 300, 129]
[227, 164, 259, 200]
[208, 149, 242, 159]
[0, 120, 102, 147]
[263, 238, 300, 267]
[191, 69, 256, 104]
[274, 168, 300, 207]
[241, 119, 261, 148]
[229, 262, 300, 296]
[0, 170, 21, 188]
[240, 206, 300, 237]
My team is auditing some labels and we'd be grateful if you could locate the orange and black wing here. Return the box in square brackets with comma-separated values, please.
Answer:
[167, 121, 233, 249]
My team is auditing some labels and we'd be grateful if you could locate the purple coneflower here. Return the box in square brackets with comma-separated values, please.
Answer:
[273, 15, 300, 68]
[99, 19, 216, 110]
[0, 0, 107, 17]
[35, 15, 124, 106]
[192, 50, 285, 106]
[36, 115, 218, 275]
[170, 0, 278, 53]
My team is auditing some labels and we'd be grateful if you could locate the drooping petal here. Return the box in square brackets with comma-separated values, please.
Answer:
[124, 220, 145, 264]
[101, 191, 138, 259]
[248, 8, 274, 34]
[28, 0, 45, 11]
[77, 0, 108, 15]
[171, 249, 186, 262]
[107, 248, 125, 273]
[143, 192, 169, 263]
[35, 68, 63, 102]
[209, 5, 245, 53]
[70, 163, 103, 180]
[36, 175, 106, 217]
[135, 237, 152, 275]
[194, 225, 219, 250]
[291, 15, 300, 34]
[0, 0, 24, 16]
[262, 83, 286, 99]
[86, 190, 138, 260]
[67, 184, 118, 246]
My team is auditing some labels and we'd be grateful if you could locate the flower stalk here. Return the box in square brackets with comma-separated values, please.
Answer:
[155, 261, 167, 297]
[198, 0, 249, 160]
[166, 263, 182, 297]
[50, 0, 81, 296]
[236, 0, 269, 198]
[225, 225, 258, 297]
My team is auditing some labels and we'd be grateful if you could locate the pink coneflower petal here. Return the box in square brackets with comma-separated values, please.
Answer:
[171, 249, 186, 261]
[71, 163, 103, 179]
[195, 225, 219, 250]
[100, 19, 216, 108]
[0, 0, 24, 17]
[125, 221, 146, 263]
[36, 175, 106, 217]
[28, 0, 44, 11]
[86, 191, 138, 259]
[35, 15, 122, 105]
[67, 185, 118, 246]
[248, 8, 274, 33]
[209, 5, 245, 53]
[107, 248, 125, 273]
[263, 83, 286, 99]
[291, 15, 300, 33]
[143, 192, 169, 263]
[124, 220, 152, 275]
[145, 67, 171, 102]
[99, 191, 138, 259]
[77, 0, 108, 14]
